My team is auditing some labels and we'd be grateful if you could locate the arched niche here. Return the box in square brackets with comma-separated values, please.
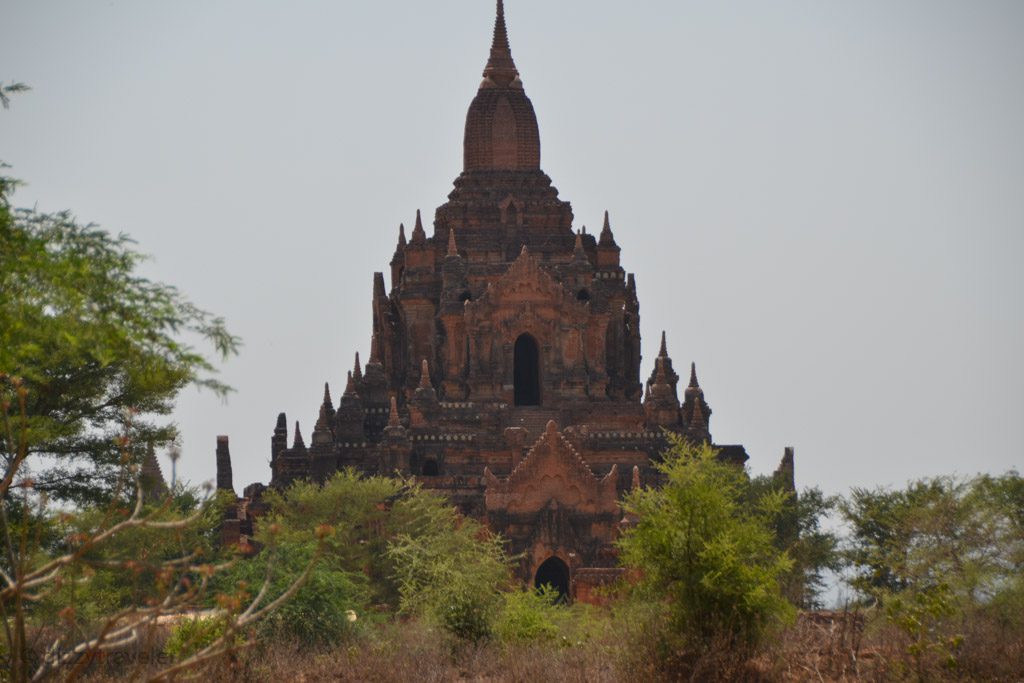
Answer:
[513, 333, 541, 406]
[533, 556, 570, 602]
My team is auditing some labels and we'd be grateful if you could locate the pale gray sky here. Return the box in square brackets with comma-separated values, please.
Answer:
[2, 0, 1022, 497]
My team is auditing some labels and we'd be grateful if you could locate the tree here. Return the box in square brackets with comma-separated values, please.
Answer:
[617, 439, 795, 655]
[842, 473, 1024, 604]
[0, 169, 240, 503]
[841, 473, 1024, 677]
[0, 384, 321, 682]
[749, 474, 842, 609]
[220, 470, 512, 644]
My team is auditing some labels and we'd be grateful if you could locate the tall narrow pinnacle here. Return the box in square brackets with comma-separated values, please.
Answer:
[483, 0, 519, 87]
[573, 233, 587, 262]
[411, 210, 426, 244]
[659, 331, 668, 358]
[447, 228, 458, 257]
[398, 223, 407, 247]
[353, 352, 363, 382]
[419, 359, 432, 390]
[387, 395, 401, 428]
[689, 362, 700, 388]
[369, 333, 383, 364]
[343, 371, 357, 396]
[322, 382, 332, 407]
[293, 421, 305, 449]
[599, 210, 616, 246]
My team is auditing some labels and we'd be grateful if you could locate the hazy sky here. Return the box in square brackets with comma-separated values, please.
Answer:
[2, 0, 1022, 498]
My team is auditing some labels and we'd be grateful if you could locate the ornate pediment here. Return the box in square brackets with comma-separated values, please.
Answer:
[484, 420, 619, 515]
[469, 246, 571, 308]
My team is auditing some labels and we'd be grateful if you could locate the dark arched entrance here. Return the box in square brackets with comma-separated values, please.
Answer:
[514, 334, 540, 406]
[533, 556, 570, 602]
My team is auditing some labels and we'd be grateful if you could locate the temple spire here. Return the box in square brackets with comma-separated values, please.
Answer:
[447, 228, 459, 257]
[293, 421, 306, 450]
[599, 210, 615, 245]
[419, 359, 432, 390]
[659, 331, 668, 358]
[353, 352, 363, 383]
[572, 232, 587, 262]
[483, 0, 519, 87]
[398, 223, 407, 247]
[689, 361, 699, 388]
[387, 395, 401, 428]
[411, 210, 426, 244]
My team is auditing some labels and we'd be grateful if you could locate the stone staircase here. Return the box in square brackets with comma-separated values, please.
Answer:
[507, 407, 561, 443]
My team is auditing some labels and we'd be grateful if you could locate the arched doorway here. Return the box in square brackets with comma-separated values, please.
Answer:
[514, 334, 540, 406]
[534, 556, 570, 602]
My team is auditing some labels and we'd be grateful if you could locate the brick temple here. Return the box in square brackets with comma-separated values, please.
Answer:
[216, 0, 794, 601]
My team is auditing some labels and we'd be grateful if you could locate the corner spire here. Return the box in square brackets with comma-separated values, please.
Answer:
[387, 395, 401, 428]
[573, 232, 587, 262]
[447, 228, 459, 257]
[419, 359, 432, 390]
[659, 331, 668, 358]
[483, 0, 519, 88]
[398, 223, 407, 247]
[599, 210, 618, 247]
[353, 352, 363, 383]
[411, 210, 427, 244]
[293, 421, 306, 450]
[343, 371, 357, 397]
[689, 361, 699, 388]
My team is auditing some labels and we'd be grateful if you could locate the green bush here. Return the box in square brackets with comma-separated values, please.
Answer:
[495, 586, 561, 644]
[214, 540, 368, 646]
[618, 438, 795, 654]
[163, 615, 230, 660]
[387, 497, 510, 642]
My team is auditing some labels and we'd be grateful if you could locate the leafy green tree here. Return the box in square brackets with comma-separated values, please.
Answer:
[226, 470, 511, 644]
[386, 488, 510, 642]
[842, 473, 1024, 677]
[617, 438, 795, 653]
[842, 472, 1024, 605]
[749, 475, 842, 609]
[0, 170, 239, 503]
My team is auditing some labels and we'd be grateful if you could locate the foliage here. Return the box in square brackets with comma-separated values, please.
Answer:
[387, 493, 510, 642]
[750, 475, 842, 608]
[164, 614, 232, 660]
[0, 82, 29, 110]
[0, 169, 239, 504]
[252, 470, 403, 608]
[234, 470, 511, 644]
[494, 585, 561, 644]
[216, 539, 366, 646]
[617, 438, 795, 653]
[0, 380, 322, 682]
[841, 472, 1024, 676]
[841, 472, 1024, 604]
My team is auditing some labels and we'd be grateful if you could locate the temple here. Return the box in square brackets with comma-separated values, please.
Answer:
[215, 1, 793, 601]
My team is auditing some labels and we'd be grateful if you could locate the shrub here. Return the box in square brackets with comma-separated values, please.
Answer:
[495, 586, 561, 644]
[164, 615, 231, 660]
[617, 438, 795, 655]
[387, 498, 510, 642]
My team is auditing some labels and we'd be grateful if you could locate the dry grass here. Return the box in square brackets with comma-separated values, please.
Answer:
[68, 607, 1024, 682]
